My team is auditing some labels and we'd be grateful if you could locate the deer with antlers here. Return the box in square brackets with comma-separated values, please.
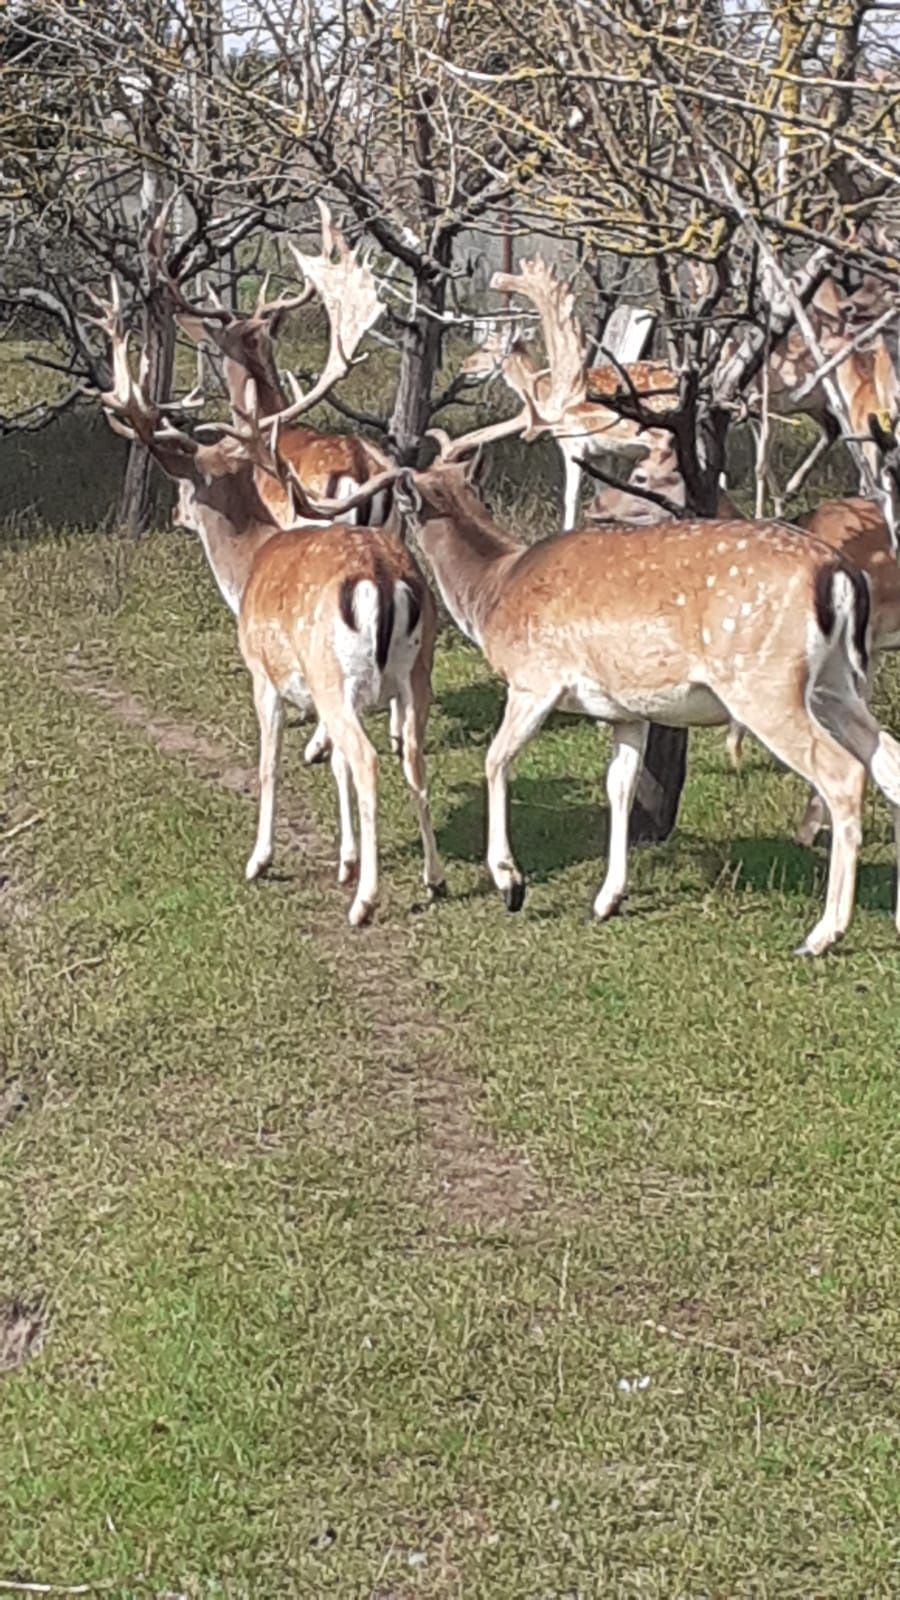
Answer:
[308, 427, 900, 954]
[94, 277, 444, 926]
[163, 200, 395, 530]
[722, 272, 900, 510]
[162, 201, 410, 766]
[459, 261, 677, 530]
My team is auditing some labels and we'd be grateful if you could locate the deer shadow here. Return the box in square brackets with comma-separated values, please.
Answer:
[726, 835, 896, 915]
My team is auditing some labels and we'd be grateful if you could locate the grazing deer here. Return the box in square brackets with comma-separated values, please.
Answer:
[315, 446, 900, 955]
[459, 262, 676, 530]
[588, 446, 900, 842]
[94, 280, 444, 925]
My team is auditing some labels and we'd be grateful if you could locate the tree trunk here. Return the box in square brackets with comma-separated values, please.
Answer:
[115, 284, 175, 538]
[387, 248, 450, 466]
[629, 727, 689, 844]
[627, 408, 727, 845]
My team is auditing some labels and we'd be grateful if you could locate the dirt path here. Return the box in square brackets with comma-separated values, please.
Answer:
[65, 667, 556, 1232]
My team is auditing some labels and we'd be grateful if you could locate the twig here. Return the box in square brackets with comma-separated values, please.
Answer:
[578, 457, 686, 521]
[0, 814, 44, 843]
[0, 1583, 118, 1595]
[643, 1319, 821, 1391]
[53, 955, 106, 983]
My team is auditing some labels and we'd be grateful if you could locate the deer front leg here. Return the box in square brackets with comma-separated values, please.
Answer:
[331, 747, 358, 886]
[246, 673, 284, 881]
[593, 720, 648, 920]
[485, 687, 557, 911]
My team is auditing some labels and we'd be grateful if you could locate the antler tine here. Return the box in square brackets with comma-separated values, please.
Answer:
[92, 275, 199, 459]
[490, 256, 587, 424]
[259, 209, 384, 428]
[145, 191, 179, 273]
[425, 407, 533, 463]
[287, 463, 403, 520]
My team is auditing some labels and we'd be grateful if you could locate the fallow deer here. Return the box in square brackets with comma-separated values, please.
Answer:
[314, 446, 900, 956]
[728, 273, 900, 508]
[164, 201, 405, 765]
[588, 446, 900, 841]
[94, 279, 444, 926]
[459, 262, 676, 530]
[164, 200, 394, 527]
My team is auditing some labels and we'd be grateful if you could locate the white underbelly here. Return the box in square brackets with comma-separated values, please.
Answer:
[558, 678, 728, 727]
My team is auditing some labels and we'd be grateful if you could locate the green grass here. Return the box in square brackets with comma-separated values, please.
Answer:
[2, 517, 900, 1597]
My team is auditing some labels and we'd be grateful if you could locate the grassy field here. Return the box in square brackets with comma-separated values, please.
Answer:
[2, 485, 900, 1597]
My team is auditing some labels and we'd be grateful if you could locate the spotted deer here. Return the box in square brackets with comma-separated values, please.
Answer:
[94, 279, 444, 926]
[589, 444, 900, 842]
[312, 443, 900, 956]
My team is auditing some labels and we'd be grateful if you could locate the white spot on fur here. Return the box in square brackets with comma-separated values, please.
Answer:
[741, 601, 752, 616]
[702, 627, 712, 645]
[675, 593, 685, 606]
[737, 539, 747, 550]
[729, 565, 739, 577]
[706, 575, 716, 588]
[722, 617, 735, 633]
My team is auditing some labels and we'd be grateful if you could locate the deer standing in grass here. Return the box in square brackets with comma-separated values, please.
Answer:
[459, 261, 677, 530]
[315, 441, 900, 955]
[163, 201, 400, 766]
[94, 268, 444, 926]
[589, 441, 900, 844]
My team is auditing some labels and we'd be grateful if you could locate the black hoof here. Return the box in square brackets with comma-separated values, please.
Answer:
[504, 877, 526, 913]
[307, 745, 330, 767]
[427, 879, 448, 901]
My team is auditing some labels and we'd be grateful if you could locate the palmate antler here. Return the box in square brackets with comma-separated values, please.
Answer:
[267, 199, 385, 428]
[490, 257, 587, 423]
[89, 276, 201, 464]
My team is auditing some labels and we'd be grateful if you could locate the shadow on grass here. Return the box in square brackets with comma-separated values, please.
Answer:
[439, 775, 605, 878]
[728, 835, 896, 914]
[437, 769, 897, 919]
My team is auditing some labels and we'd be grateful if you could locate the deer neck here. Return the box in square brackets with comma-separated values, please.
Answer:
[414, 496, 522, 648]
[189, 463, 279, 615]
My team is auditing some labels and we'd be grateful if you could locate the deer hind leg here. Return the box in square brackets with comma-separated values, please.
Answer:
[389, 697, 404, 759]
[727, 697, 866, 955]
[726, 721, 746, 769]
[304, 720, 333, 766]
[593, 720, 649, 922]
[399, 662, 445, 898]
[246, 671, 284, 881]
[485, 686, 558, 911]
[324, 705, 380, 927]
[809, 685, 900, 937]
